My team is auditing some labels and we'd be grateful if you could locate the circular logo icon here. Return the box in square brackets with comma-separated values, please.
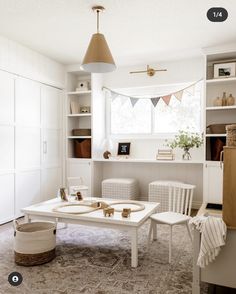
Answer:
[8, 272, 23, 286]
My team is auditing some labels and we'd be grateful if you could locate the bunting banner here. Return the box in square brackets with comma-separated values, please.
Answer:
[151, 97, 161, 107]
[162, 95, 172, 106]
[130, 97, 139, 107]
[174, 90, 183, 101]
[103, 79, 202, 108]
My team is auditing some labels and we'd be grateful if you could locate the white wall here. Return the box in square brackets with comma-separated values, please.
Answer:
[0, 35, 65, 88]
[95, 57, 205, 207]
[102, 57, 204, 161]
[103, 57, 204, 89]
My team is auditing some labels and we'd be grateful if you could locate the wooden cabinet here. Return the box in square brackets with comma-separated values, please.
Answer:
[223, 147, 236, 229]
[204, 162, 223, 204]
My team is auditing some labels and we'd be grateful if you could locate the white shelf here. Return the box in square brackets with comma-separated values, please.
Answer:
[67, 113, 92, 117]
[93, 158, 204, 164]
[67, 158, 92, 162]
[205, 134, 226, 137]
[67, 90, 91, 95]
[206, 105, 236, 111]
[206, 77, 236, 84]
[67, 136, 92, 139]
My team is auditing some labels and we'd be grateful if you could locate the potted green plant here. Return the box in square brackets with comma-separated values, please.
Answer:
[166, 131, 203, 160]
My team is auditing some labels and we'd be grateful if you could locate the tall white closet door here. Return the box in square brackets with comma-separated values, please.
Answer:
[41, 85, 62, 200]
[0, 71, 15, 223]
[15, 170, 41, 217]
[0, 174, 15, 224]
[15, 78, 41, 216]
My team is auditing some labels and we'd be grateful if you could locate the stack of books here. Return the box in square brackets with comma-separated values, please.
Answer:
[156, 149, 174, 160]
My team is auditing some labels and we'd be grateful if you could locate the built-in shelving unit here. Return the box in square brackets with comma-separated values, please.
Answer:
[66, 69, 92, 159]
[205, 51, 236, 162]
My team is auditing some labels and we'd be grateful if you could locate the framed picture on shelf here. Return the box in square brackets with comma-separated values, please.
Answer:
[117, 142, 131, 156]
[214, 62, 236, 79]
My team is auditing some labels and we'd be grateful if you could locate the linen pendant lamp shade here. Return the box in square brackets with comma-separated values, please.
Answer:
[81, 6, 116, 73]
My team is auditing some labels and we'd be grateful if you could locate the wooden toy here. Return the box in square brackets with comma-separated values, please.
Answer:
[76, 191, 83, 201]
[60, 188, 68, 201]
[91, 201, 109, 209]
[122, 208, 131, 218]
[103, 207, 115, 217]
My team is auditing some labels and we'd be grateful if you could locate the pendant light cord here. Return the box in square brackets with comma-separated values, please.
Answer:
[97, 9, 100, 33]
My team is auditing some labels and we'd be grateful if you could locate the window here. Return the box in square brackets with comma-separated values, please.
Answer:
[109, 82, 202, 136]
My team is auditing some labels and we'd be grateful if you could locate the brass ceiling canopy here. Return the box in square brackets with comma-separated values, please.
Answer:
[130, 65, 167, 77]
[81, 5, 116, 73]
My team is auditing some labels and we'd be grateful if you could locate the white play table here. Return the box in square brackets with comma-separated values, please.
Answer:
[21, 198, 159, 267]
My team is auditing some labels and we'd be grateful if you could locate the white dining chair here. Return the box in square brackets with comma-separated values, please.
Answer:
[148, 182, 195, 263]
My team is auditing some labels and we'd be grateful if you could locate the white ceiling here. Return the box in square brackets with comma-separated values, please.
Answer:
[0, 0, 235, 66]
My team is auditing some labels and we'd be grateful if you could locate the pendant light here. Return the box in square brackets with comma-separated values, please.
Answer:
[81, 6, 116, 73]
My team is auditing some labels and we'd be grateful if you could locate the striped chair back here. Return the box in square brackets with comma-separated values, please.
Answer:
[168, 183, 195, 216]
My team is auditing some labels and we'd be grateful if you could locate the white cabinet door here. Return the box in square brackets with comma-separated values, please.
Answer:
[41, 168, 62, 201]
[0, 174, 14, 224]
[15, 170, 41, 217]
[42, 129, 61, 168]
[41, 85, 62, 201]
[15, 77, 41, 170]
[0, 126, 14, 171]
[15, 78, 40, 127]
[204, 162, 223, 204]
[41, 86, 62, 129]
[67, 160, 92, 196]
[15, 127, 41, 170]
[0, 71, 14, 124]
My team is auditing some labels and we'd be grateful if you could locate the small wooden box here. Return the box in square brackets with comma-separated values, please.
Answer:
[72, 129, 91, 136]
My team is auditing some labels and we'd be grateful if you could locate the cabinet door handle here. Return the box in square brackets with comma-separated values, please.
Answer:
[43, 141, 47, 154]
[220, 151, 224, 169]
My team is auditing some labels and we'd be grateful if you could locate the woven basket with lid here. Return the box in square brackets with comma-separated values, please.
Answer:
[226, 124, 236, 147]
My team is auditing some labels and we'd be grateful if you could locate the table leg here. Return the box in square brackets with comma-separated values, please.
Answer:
[192, 229, 201, 294]
[131, 228, 138, 268]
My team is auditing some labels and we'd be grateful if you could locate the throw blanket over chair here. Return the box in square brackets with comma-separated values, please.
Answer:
[148, 182, 195, 263]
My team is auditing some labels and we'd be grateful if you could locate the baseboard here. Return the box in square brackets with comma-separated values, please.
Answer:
[192, 201, 202, 210]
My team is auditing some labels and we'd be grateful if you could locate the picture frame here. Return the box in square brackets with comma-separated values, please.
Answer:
[214, 62, 236, 79]
[117, 142, 131, 156]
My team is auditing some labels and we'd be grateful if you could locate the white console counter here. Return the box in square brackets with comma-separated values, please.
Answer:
[92, 158, 203, 207]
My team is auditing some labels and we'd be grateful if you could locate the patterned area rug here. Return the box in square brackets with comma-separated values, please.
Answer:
[0, 221, 208, 294]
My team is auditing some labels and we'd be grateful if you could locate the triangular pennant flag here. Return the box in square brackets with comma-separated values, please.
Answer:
[185, 85, 195, 95]
[130, 97, 139, 107]
[151, 97, 161, 107]
[174, 90, 183, 101]
[120, 96, 128, 106]
[162, 95, 172, 105]
[111, 93, 119, 101]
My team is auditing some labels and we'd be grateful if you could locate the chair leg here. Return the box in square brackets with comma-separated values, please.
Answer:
[186, 222, 193, 242]
[148, 220, 154, 247]
[169, 225, 172, 263]
[153, 222, 157, 241]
